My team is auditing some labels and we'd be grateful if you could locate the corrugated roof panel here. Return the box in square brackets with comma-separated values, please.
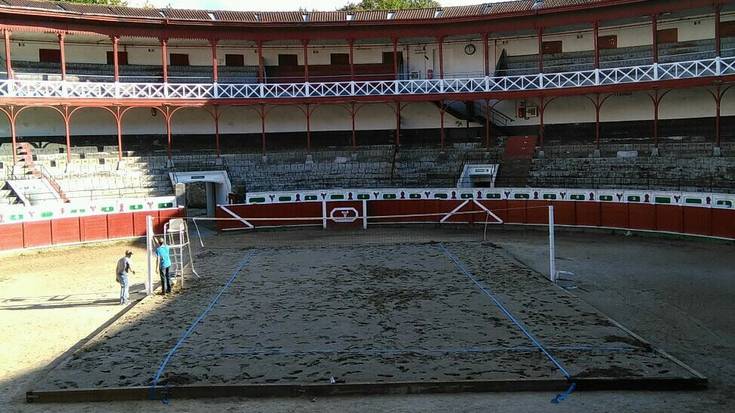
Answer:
[441, 5, 486, 18]
[108, 6, 164, 18]
[57, 3, 114, 15]
[161, 8, 211, 20]
[259, 11, 303, 23]
[309, 11, 348, 22]
[212, 10, 258, 22]
[352, 10, 388, 21]
[487, 0, 534, 14]
[4, 0, 63, 10]
[393, 8, 436, 20]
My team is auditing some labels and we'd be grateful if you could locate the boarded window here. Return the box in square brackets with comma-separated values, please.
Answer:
[656, 28, 678, 44]
[169, 53, 189, 66]
[106, 51, 128, 65]
[278, 54, 298, 66]
[542, 41, 563, 55]
[720, 21, 735, 37]
[39, 49, 61, 63]
[330, 53, 349, 65]
[225, 54, 244, 67]
[598, 35, 617, 49]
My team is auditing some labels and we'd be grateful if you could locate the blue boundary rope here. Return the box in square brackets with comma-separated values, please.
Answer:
[148, 250, 257, 401]
[438, 243, 577, 402]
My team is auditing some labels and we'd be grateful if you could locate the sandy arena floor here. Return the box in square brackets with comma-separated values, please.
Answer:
[2, 227, 734, 412]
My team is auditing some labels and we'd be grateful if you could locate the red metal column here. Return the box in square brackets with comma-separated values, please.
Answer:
[395, 102, 401, 146]
[58, 33, 66, 80]
[350, 102, 357, 148]
[305, 104, 312, 152]
[652, 15, 658, 63]
[653, 92, 659, 147]
[483, 32, 490, 76]
[593, 21, 600, 69]
[392, 37, 399, 79]
[595, 94, 602, 147]
[438, 36, 445, 79]
[211, 40, 219, 83]
[115, 107, 123, 160]
[260, 104, 267, 154]
[302, 39, 309, 82]
[257, 41, 264, 83]
[63, 106, 71, 162]
[348, 39, 355, 81]
[161, 38, 169, 82]
[213, 105, 221, 157]
[539, 97, 545, 147]
[538, 28, 544, 72]
[715, 5, 721, 57]
[485, 100, 491, 148]
[439, 102, 445, 148]
[4, 30, 13, 79]
[715, 86, 722, 146]
[112, 36, 120, 82]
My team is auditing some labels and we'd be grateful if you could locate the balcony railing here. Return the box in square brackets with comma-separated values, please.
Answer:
[0, 56, 731, 101]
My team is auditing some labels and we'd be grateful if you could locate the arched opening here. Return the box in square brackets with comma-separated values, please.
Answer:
[119, 107, 167, 156]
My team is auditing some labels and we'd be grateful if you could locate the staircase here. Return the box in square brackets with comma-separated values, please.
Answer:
[495, 136, 537, 187]
[14, 143, 70, 203]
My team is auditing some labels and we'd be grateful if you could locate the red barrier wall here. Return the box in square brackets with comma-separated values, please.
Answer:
[0, 208, 184, 252]
[217, 201, 735, 240]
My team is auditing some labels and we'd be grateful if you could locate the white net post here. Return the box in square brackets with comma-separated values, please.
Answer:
[548, 205, 557, 282]
[146, 215, 154, 295]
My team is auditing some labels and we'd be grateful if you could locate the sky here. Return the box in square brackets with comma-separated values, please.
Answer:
[126, 0, 508, 12]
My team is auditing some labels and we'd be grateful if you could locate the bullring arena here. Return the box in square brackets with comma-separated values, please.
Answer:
[1, 0, 735, 412]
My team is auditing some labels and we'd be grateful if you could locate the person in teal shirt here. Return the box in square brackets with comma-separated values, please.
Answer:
[155, 238, 173, 294]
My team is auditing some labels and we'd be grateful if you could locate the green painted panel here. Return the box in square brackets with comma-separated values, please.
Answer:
[599, 195, 613, 202]
[357, 194, 370, 200]
[485, 193, 501, 199]
[685, 198, 702, 204]
[101, 206, 114, 213]
[10, 214, 23, 221]
[278, 196, 292, 202]
[542, 194, 557, 200]
[157, 202, 173, 209]
[655, 196, 671, 204]
[409, 193, 422, 199]
[434, 193, 448, 199]
[129, 204, 144, 211]
[41, 211, 53, 218]
[382, 193, 397, 200]
[514, 193, 530, 199]
[627, 195, 641, 202]
[330, 194, 345, 200]
[248, 197, 266, 203]
[716, 200, 733, 207]
[460, 193, 473, 199]
[570, 194, 585, 200]
[304, 195, 318, 201]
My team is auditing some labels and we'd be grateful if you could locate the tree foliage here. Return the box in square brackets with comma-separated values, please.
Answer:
[339, 0, 440, 12]
[52, 0, 127, 6]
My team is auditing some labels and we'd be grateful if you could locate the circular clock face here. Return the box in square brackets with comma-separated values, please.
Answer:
[464, 44, 476, 55]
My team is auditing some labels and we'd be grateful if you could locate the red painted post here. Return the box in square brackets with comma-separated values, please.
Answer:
[211, 40, 219, 83]
[4, 30, 13, 79]
[483, 32, 490, 76]
[653, 93, 659, 147]
[112, 36, 120, 82]
[63, 106, 71, 162]
[257, 41, 264, 83]
[539, 97, 545, 147]
[537, 28, 543, 72]
[115, 107, 123, 160]
[438, 36, 445, 79]
[348, 39, 355, 81]
[351, 102, 357, 148]
[392, 37, 399, 80]
[260, 105, 267, 154]
[715, 86, 721, 146]
[652, 15, 658, 63]
[485, 100, 491, 148]
[395, 102, 401, 146]
[213, 105, 221, 157]
[715, 5, 721, 57]
[593, 21, 600, 69]
[58, 33, 66, 80]
[9, 109, 17, 163]
[161, 38, 168, 83]
[302, 39, 309, 82]
[595, 95, 602, 147]
[439, 102, 445, 148]
[305, 104, 311, 152]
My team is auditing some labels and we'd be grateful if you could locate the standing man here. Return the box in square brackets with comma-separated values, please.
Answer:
[155, 237, 172, 295]
[116, 250, 136, 305]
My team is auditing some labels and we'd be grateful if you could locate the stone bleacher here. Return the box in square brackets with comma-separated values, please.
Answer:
[529, 142, 735, 193]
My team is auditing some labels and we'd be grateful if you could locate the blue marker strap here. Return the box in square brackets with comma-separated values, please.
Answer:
[438, 243, 572, 379]
[552, 382, 577, 403]
[149, 250, 256, 400]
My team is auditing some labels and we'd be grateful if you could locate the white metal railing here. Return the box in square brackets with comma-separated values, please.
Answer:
[0, 56, 732, 101]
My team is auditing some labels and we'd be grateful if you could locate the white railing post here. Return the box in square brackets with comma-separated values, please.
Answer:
[716, 56, 722, 76]
[305, 82, 310, 97]
[538, 73, 544, 89]
[213, 82, 220, 99]
[594, 68, 600, 85]
[484, 76, 490, 91]
[259, 82, 265, 98]
[350, 81, 355, 96]
[653, 63, 659, 81]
